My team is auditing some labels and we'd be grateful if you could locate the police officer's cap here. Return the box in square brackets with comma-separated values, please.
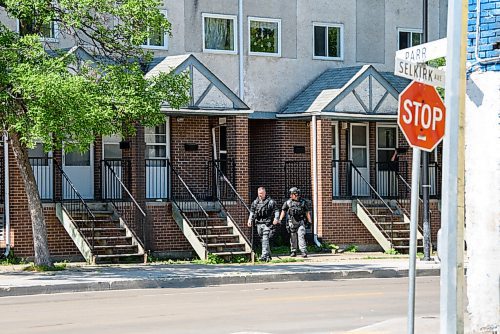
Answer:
[289, 187, 300, 195]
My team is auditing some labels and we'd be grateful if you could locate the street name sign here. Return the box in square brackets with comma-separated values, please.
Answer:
[395, 38, 447, 63]
[398, 81, 446, 152]
[394, 57, 446, 88]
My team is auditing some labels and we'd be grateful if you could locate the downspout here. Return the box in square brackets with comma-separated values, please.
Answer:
[3, 133, 10, 257]
[238, 0, 244, 100]
[311, 115, 321, 247]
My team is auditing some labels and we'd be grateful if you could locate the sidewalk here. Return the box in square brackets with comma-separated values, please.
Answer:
[0, 252, 440, 297]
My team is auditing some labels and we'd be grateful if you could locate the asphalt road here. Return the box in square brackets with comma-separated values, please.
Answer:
[0, 277, 440, 333]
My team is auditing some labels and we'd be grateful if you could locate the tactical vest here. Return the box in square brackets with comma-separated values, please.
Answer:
[252, 197, 276, 224]
[287, 198, 307, 224]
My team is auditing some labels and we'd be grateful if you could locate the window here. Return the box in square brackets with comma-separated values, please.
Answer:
[145, 122, 168, 163]
[398, 29, 423, 50]
[249, 17, 281, 57]
[203, 13, 237, 54]
[313, 23, 343, 60]
[142, 10, 168, 49]
[17, 19, 58, 41]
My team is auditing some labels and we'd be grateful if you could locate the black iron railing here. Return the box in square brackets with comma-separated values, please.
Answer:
[168, 159, 209, 259]
[101, 159, 147, 249]
[207, 159, 236, 201]
[100, 159, 131, 199]
[145, 159, 170, 200]
[284, 160, 311, 200]
[53, 159, 96, 252]
[424, 162, 442, 199]
[212, 162, 253, 256]
[28, 157, 55, 201]
[375, 161, 408, 199]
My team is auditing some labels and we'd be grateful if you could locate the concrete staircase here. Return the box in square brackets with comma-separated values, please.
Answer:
[57, 202, 146, 264]
[354, 200, 423, 254]
[172, 202, 252, 261]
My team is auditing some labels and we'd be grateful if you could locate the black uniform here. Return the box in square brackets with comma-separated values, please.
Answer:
[249, 196, 279, 260]
[282, 198, 310, 255]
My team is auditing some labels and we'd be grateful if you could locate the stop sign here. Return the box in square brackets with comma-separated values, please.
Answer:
[398, 81, 446, 152]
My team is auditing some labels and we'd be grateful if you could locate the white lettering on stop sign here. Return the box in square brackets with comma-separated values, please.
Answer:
[402, 99, 443, 131]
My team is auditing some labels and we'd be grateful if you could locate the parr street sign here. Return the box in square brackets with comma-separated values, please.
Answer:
[395, 57, 446, 88]
[398, 81, 446, 152]
[395, 38, 447, 63]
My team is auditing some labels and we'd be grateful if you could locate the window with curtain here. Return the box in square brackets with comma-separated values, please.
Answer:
[249, 17, 281, 56]
[203, 14, 236, 53]
[313, 23, 343, 59]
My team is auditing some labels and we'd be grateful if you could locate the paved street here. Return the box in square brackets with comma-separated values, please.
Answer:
[0, 277, 440, 333]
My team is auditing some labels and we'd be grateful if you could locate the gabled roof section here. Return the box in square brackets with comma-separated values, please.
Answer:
[279, 65, 410, 120]
[146, 54, 250, 114]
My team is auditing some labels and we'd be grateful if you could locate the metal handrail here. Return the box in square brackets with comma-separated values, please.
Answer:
[102, 160, 146, 217]
[53, 159, 96, 251]
[349, 163, 395, 215]
[101, 160, 147, 249]
[212, 162, 253, 251]
[167, 160, 210, 259]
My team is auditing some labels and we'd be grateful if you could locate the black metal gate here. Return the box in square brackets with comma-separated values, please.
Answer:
[283, 160, 311, 200]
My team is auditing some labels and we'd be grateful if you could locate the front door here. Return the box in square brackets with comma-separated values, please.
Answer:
[63, 145, 94, 199]
[376, 125, 398, 197]
[350, 123, 370, 196]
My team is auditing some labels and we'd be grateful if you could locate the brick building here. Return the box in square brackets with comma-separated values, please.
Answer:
[0, 0, 447, 262]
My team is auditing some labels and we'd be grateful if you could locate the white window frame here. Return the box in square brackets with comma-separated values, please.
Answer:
[397, 28, 423, 50]
[142, 9, 169, 50]
[16, 19, 59, 42]
[202, 13, 238, 55]
[312, 22, 344, 61]
[375, 123, 399, 163]
[248, 16, 281, 57]
[145, 119, 170, 161]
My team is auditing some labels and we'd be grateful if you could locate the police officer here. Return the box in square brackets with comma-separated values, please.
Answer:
[279, 187, 312, 258]
[247, 187, 280, 262]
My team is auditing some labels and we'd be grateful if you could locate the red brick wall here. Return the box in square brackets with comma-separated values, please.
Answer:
[146, 203, 193, 253]
[249, 120, 310, 202]
[7, 145, 79, 258]
[170, 116, 212, 198]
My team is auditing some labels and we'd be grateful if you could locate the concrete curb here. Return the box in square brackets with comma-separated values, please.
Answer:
[0, 268, 440, 297]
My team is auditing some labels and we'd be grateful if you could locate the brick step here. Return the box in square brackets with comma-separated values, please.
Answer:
[193, 226, 233, 234]
[87, 236, 132, 246]
[94, 253, 145, 264]
[76, 221, 121, 229]
[202, 235, 240, 243]
[80, 227, 125, 232]
[211, 251, 250, 257]
[189, 217, 228, 227]
[82, 230, 128, 238]
[93, 245, 139, 255]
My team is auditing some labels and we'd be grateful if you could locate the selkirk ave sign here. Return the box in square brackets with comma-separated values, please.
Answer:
[394, 57, 446, 88]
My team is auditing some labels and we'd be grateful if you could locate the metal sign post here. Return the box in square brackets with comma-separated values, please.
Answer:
[440, 0, 467, 332]
[407, 148, 421, 334]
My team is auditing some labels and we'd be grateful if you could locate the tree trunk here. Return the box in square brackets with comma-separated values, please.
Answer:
[9, 131, 53, 267]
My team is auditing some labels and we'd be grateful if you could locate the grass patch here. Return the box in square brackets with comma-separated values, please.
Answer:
[23, 263, 67, 272]
[267, 258, 304, 264]
[385, 248, 399, 255]
[344, 244, 359, 253]
[0, 252, 28, 266]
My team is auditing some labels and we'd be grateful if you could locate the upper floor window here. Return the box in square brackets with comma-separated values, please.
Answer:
[313, 23, 343, 60]
[248, 17, 281, 57]
[202, 13, 237, 54]
[142, 10, 168, 49]
[17, 19, 58, 42]
[398, 29, 423, 50]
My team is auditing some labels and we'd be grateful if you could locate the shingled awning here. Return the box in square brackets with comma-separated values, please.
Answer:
[146, 54, 251, 116]
[278, 65, 411, 121]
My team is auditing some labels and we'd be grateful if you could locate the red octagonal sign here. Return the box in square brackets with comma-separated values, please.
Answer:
[398, 81, 446, 152]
